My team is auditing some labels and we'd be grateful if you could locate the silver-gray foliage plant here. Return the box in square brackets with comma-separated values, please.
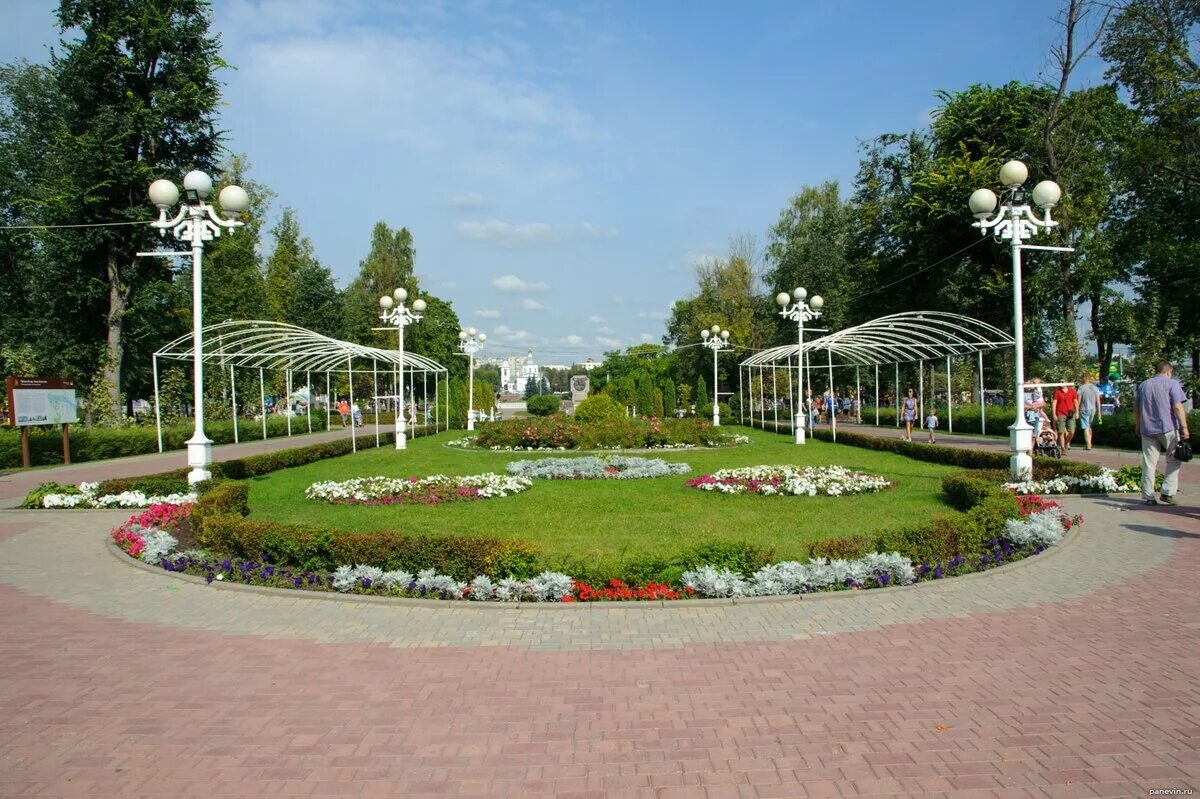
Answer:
[507, 456, 690, 480]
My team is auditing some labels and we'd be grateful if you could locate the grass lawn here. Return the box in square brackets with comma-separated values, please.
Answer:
[246, 426, 957, 567]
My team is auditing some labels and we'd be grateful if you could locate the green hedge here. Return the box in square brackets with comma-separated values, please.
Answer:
[0, 415, 332, 469]
[526, 395, 561, 416]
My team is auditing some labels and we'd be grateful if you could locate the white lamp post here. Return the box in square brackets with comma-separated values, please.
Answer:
[969, 159, 1068, 481]
[458, 328, 486, 431]
[700, 325, 732, 427]
[378, 288, 426, 450]
[776, 288, 824, 444]
[148, 171, 249, 484]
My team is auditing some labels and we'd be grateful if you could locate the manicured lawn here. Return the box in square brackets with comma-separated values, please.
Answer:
[246, 427, 957, 568]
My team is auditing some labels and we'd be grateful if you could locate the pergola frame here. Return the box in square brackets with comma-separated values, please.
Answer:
[738, 312, 1013, 439]
[152, 320, 449, 453]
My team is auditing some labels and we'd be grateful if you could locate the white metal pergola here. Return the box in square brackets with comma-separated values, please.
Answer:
[738, 311, 1014, 437]
[152, 321, 449, 454]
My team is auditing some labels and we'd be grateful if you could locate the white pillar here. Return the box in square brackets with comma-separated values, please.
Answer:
[325, 371, 331, 431]
[918, 360, 924, 423]
[738, 366, 745, 425]
[185, 229, 211, 484]
[348, 357, 356, 453]
[153, 355, 163, 453]
[230, 364, 239, 443]
[259, 368, 267, 441]
[373, 361, 380, 448]
[894, 363, 900, 427]
[772, 368, 778, 430]
[874, 364, 880, 427]
[827, 347, 836, 442]
[946, 356, 953, 434]
[978, 350, 986, 435]
[306, 369, 312, 433]
[286, 369, 293, 437]
[855, 365, 861, 423]
[395, 327, 407, 450]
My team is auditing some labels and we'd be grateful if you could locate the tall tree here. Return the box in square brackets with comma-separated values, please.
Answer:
[264, 208, 307, 322]
[343, 222, 418, 346]
[47, 0, 225, 413]
[202, 154, 271, 323]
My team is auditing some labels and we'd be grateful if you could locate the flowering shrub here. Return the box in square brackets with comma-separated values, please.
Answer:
[305, 473, 531, 505]
[112, 527, 145, 558]
[571, 579, 684, 601]
[471, 415, 740, 450]
[506, 455, 691, 480]
[37, 480, 196, 509]
[1003, 467, 1138, 495]
[124, 502, 193, 534]
[687, 465, 891, 497]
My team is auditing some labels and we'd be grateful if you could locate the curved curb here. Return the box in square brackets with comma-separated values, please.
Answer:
[102, 515, 1084, 612]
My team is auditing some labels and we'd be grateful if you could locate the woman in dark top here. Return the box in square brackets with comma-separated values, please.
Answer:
[902, 388, 917, 442]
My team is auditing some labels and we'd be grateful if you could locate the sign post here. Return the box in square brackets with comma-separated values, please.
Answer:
[5, 377, 79, 468]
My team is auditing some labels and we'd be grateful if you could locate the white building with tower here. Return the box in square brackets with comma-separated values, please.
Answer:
[500, 349, 543, 394]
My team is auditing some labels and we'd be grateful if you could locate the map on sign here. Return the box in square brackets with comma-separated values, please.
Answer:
[6, 378, 79, 426]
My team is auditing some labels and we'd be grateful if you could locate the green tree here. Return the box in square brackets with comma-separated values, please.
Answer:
[203, 154, 270, 323]
[696, 375, 708, 409]
[265, 208, 307, 322]
[652, 387, 665, 419]
[636, 374, 654, 416]
[407, 295, 466, 383]
[343, 222, 417, 347]
[290, 258, 343, 338]
[662, 378, 677, 415]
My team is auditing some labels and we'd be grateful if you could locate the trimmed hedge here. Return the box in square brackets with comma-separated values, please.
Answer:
[526, 395, 561, 416]
[198, 514, 539, 578]
[92, 432, 398, 497]
[193, 482, 250, 519]
[0, 415, 332, 469]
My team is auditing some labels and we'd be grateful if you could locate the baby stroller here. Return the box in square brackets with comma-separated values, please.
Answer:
[1031, 407, 1061, 458]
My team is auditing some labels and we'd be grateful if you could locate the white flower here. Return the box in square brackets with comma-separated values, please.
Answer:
[689, 465, 890, 497]
[1003, 467, 1135, 495]
[306, 474, 531, 504]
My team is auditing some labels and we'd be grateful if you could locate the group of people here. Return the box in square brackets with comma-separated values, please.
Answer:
[898, 388, 942, 443]
[1022, 373, 1106, 454]
[335, 399, 364, 427]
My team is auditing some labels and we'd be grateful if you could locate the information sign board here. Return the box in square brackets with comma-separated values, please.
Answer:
[6, 377, 79, 427]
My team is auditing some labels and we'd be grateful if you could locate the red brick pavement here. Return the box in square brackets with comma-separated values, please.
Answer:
[0, 509, 1196, 798]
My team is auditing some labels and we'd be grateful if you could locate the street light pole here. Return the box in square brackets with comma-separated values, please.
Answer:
[378, 288, 426, 450]
[969, 160, 1068, 481]
[458, 328, 487, 431]
[775, 287, 824, 444]
[148, 171, 249, 484]
[700, 325, 731, 427]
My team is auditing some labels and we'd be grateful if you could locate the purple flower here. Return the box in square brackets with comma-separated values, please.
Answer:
[934, 564, 944, 579]
[878, 572, 891, 586]
[293, 577, 302, 588]
[360, 577, 373, 589]
[205, 572, 215, 584]
[221, 559, 232, 571]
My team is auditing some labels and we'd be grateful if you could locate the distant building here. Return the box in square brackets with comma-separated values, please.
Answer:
[574, 358, 600, 371]
[500, 349, 543, 394]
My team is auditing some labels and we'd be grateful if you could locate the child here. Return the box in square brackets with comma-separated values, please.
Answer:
[926, 408, 939, 444]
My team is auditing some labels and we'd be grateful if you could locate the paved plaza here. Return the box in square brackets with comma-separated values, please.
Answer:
[0, 435, 1196, 798]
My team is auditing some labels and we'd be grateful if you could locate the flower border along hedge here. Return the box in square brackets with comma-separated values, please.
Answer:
[472, 414, 736, 451]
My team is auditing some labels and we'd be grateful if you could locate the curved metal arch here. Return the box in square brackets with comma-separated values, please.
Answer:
[155, 320, 448, 374]
[740, 311, 1012, 368]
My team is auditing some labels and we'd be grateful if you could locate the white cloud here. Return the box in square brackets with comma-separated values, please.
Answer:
[521, 298, 545, 310]
[562, 334, 584, 345]
[475, 309, 502, 319]
[595, 336, 622, 348]
[597, 325, 615, 335]
[639, 333, 655, 343]
[637, 310, 669, 320]
[491, 274, 550, 293]
[494, 324, 534, 343]
[458, 219, 618, 247]
[459, 219, 557, 246]
[588, 314, 605, 324]
[448, 192, 487, 209]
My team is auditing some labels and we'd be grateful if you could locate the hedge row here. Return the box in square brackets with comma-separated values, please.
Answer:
[94, 432, 398, 497]
[0, 415, 332, 469]
[747, 407, 1200, 453]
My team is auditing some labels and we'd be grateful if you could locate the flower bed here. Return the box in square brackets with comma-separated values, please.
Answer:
[1003, 466, 1139, 495]
[28, 480, 196, 509]
[468, 415, 745, 451]
[305, 473, 531, 506]
[111, 492, 1078, 602]
[506, 456, 690, 480]
[686, 465, 892, 497]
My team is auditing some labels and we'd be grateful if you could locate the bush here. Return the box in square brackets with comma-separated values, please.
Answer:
[941, 472, 998, 511]
[473, 415, 728, 450]
[675, 540, 774, 575]
[526, 395, 561, 416]
[21, 482, 80, 509]
[573, 393, 625, 425]
[193, 482, 250, 519]
[198, 515, 536, 579]
[808, 535, 874, 560]
[696, 402, 732, 420]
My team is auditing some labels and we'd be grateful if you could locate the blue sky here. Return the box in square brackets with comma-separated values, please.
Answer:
[1, 0, 1106, 363]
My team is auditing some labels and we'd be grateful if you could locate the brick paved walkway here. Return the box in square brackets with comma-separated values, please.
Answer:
[0, 495, 1197, 797]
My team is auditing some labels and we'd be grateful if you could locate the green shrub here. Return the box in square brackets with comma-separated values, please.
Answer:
[675, 540, 774, 575]
[96, 472, 191, 498]
[21, 482, 79, 508]
[526, 395, 561, 416]
[697, 402, 732, 420]
[199, 514, 536, 579]
[808, 535, 874, 560]
[473, 414, 727, 450]
[941, 472, 998, 511]
[193, 482, 250, 519]
[573, 393, 625, 424]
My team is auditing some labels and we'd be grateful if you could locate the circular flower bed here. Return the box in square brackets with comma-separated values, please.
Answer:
[305, 473, 531, 506]
[686, 465, 892, 496]
[506, 456, 691, 480]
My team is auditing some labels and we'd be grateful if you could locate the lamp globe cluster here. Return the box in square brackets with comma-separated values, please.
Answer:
[148, 170, 249, 219]
[968, 160, 1061, 220]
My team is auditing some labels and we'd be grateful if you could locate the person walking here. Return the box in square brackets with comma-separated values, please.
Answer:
[1134, 361, 1190, 505]
[1077, 373, 1102, 450]
[1053, 380, 1079, 452]
[925, 407, 939, 444]
[1024, 376, 1045, 458]
[901, 388, 917, 441]
[337, 398, 350, 427]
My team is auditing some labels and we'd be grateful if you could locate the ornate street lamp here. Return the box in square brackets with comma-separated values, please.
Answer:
[378, 288, 426, 450]
[969, 160, 1068, 480]
[776, 288, 824, 444]
[457, 328, 487, 431]
[700, 325, 732, 427]
[148, 170, 249, 484]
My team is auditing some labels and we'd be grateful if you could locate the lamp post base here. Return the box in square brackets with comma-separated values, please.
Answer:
[1008, 421, 1033, 481]
[467, 415, 475, 432]
[794, 413, 806, 444]
[394, 421, 407, 450]
[713, 412, 720, 428]
[186, 437, 213, 484]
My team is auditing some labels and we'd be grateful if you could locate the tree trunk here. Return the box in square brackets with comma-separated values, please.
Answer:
[1090, 291, 1113, 380]
[103, 254, 126, 414]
